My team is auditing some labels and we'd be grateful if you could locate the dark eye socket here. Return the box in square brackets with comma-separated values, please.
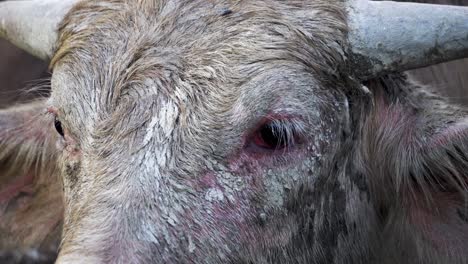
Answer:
[255, 123, 287, 150]
[249, 120, 303, 152]
[54, 116, 65, 137]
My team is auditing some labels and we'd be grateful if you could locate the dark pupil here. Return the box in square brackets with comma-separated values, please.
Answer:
[54, 117, 64, 137]
[260, 124, 286, 149]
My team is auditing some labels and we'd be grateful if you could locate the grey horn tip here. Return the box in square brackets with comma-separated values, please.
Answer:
[0, 0, 79, 60]
[347, 0, 468, 80]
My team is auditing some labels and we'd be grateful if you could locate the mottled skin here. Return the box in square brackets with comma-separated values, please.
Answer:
[0, 0, 467, 263]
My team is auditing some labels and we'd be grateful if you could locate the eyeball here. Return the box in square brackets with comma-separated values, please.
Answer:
[248, 119, 304, 153]
[54, 116, 65, 137]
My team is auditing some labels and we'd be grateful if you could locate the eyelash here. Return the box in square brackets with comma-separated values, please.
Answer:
[54, 116, 65, 137]
[46, 107, 66, 138]
[246, 118, 306, 154]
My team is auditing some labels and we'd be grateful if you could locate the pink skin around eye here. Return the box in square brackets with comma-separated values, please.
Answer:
[46, 106, 58, 115]
[244, 113, 302, 153]
[187, 114, 309, 244]
[47, 106, 81, 156]
[228, 113, 306, 175]
[251, 131, 271, 149]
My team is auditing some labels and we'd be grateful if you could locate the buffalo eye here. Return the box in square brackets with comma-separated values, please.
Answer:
[254, 123, 287, 150]
[249, 119, 304, 152]
[54, 116, 65, 137]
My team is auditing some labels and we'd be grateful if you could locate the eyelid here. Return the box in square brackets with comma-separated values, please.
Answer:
[259, 115, 307, 136]
[46, 106, 59, 115]
[46, 106, 67, 139]
[245, 117, 306, 154]
[248, 113, 303, 133]
[45, 106, 60, 123]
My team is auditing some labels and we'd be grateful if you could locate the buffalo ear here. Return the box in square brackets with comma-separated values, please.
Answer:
[0, 100, 63, 253]
[362, 75, 468, 262]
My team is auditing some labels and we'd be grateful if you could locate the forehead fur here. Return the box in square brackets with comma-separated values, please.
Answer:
[50, 0, 347, 141]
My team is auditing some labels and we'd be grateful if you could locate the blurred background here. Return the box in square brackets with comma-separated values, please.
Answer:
[0, 0, 467, 108]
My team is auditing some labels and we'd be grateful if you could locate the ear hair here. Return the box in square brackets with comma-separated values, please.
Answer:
[362, 102, 468, 208]
[360, 74, 468, 263]
[0, 100, 58, 184]
[0, 100, 63, 250]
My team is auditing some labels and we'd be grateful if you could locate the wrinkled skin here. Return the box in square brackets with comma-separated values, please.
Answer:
[0, 0, 468, 263]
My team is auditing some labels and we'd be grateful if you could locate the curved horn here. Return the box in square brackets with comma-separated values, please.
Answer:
[0, 0, 79, 60]
[348, 0, 468, 80]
